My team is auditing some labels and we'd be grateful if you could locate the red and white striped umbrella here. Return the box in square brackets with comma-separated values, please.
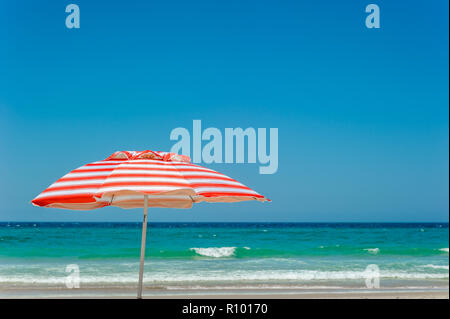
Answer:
[32, 150, 268, 209]
[32, 150, 268, 298]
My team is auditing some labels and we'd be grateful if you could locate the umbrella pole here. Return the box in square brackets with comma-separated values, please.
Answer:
[137, 194, 149, 299]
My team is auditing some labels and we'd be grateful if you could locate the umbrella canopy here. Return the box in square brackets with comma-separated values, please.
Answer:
[32, 150, 268, 298]
[32, 150, 268, 210]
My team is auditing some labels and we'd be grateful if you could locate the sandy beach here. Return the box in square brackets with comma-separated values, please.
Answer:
[1, 287, 448, 299]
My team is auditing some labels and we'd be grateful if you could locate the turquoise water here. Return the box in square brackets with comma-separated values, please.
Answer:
[0, 222, 448, 289]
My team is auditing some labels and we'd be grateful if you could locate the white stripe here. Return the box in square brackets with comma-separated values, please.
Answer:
[63, 172, 111, 178]
[46, 178, 244, 192]
[103, 177, 190, 184]
[49, 177, 242, 190]
[76, 164, 121, 170]
[177, 171, 226, 177]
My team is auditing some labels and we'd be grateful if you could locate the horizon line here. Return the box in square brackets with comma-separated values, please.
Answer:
[1, 221, 448, 224]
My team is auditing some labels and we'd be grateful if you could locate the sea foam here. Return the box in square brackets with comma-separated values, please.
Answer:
[364, 248, 380, 255]
[422, 264, 449, 270]
[190, 247, 250, 258]
[1, 269, 448, 286]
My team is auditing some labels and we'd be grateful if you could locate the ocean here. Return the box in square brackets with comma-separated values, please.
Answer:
[0, 222, 448, 291]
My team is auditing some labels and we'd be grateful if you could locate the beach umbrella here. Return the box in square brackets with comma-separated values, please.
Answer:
[31, 150, 268, 298]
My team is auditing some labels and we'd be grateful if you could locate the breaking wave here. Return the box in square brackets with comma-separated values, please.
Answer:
[189, 247, 251, 258]
[364, 248, 380, 255]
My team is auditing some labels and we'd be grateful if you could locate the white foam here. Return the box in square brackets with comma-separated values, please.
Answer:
[439, 248, 449, 253]
[190, 247, 237, 258]
[1, 269, 448, 285]
[364, 248, 380, 255]
[422, 264, 449, 270]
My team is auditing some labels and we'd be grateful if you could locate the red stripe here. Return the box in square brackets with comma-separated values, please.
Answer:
[72, 168, 114, 173]
[94, 190, 189, 197]
[57, 175, 110, 182]
[32, 194, 97, 206]
[190, 183, 252, 190]
[198, 192, 265, 198]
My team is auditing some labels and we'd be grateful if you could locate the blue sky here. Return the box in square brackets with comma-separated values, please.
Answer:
[0, 0, 448, 222]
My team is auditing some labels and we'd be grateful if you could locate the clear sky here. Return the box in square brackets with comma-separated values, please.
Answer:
[0, 0, 448, 222]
